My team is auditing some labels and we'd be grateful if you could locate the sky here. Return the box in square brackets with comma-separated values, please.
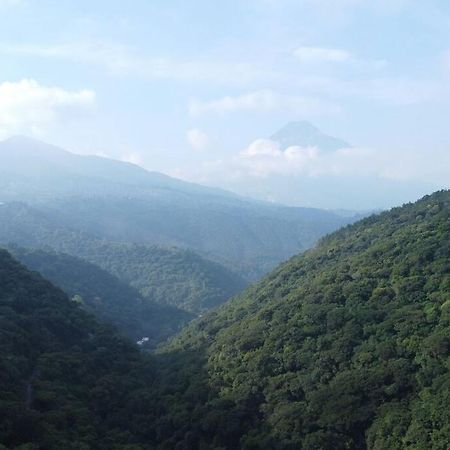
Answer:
[0, 0, 449, 210]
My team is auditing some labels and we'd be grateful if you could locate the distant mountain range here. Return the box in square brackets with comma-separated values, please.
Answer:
[0, 134, 357, 349]
[0, 135, 237, 203]
[0, 136, 353, 279]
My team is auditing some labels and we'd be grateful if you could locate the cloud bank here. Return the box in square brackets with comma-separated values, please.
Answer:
[189, 90, 340, 117]
[187, 129, 211, 151]
[0, 79, 95, 139]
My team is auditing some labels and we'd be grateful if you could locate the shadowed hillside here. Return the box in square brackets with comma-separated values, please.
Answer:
[153, 190, 450, 449]
[7, 246, 194, 348]
[1, 191, 448, 449]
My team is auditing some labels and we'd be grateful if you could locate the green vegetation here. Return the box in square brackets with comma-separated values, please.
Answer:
[0, 250, 156, 449]
[153, 190, 450, 449]
[0, 203, 247, 314]
[79, 243, 248, 314]
[7, 246, 193, 348]
[1, 190, 449, 449]
[42, 195, 348, 280]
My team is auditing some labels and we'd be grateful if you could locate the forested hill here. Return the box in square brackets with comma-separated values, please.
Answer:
[1, 191, 449, 449]
[7, 246, 193, 348]
[154, 190, 450, 449]
[0, 203, 247, 314]
[0, 249, 157, 449]
[68, 243, 248, 314]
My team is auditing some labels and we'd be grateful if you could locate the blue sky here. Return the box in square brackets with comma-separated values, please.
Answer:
[0, 0, 449, 209]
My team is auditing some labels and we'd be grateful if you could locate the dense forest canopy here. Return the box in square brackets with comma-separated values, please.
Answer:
[154, 190, 450, 449]
[0, 250, 157, 449]
[0, 190, 448, 449]
[7, 246, 193, 348]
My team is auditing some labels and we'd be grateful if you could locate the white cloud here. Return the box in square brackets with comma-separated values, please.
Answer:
[340, 78, 441, 105]
[293, 46, 387, 71]
[238, 139, 320, 177]
[189, 90, 340, 117]
[172, 137, 449, 209]
[0, 41, 277, 86]
[255, 0, 412, 13]
[192, 139, 449, 187]
[242, 139, 281, 157]
[294, 47, 352, 64]
[187, 129, 211, 151]
[0, 0, 24, 6]
[1, 41, 435, 110]
[288, 75, 443, 106]
[239, 142, 409, 180]
[0, 79, 95, 139]
[121, 151, 144, 166]
[0, 41, 143, 75]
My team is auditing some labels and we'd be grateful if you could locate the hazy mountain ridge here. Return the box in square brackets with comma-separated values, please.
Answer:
[0, 136, 240, 202]
[0, 136, 351, 278]
[0, 202, 247, 316]
[39, 195, 348, 279]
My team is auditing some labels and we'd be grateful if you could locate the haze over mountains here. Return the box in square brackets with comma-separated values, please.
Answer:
[222, 121, 439, 210]
[0, 135, 351, 279]
[0, 135, 235, 202]
[0, 134, 357, 352]
[0, 136, 448, 450]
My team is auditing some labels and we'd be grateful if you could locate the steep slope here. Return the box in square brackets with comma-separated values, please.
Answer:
[7, 246, 193, 347]
[72, 244, 248, 314]
[1, 192, 448, 449]
[0, 136, 350, 278]
[0, 203, 248, 314]
[0, 249, 158, 449]
[154, 190, 450, 449]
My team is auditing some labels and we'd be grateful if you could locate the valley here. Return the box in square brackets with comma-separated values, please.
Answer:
[0, 137, 448, 449]
[0, 137, 354, 351]
[0, 189, 448, 449]
[1, 2, 449, 447]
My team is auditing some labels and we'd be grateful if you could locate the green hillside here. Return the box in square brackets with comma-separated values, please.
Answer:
[153, 190, 450, 449]
[1, 191, 449, 449]
[41, 195, 348, 280]
[0, 203, 247, 314]
[0, 249, 157, 449]
[7, 246, 193, 348]
[77, 244, 248, 314]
